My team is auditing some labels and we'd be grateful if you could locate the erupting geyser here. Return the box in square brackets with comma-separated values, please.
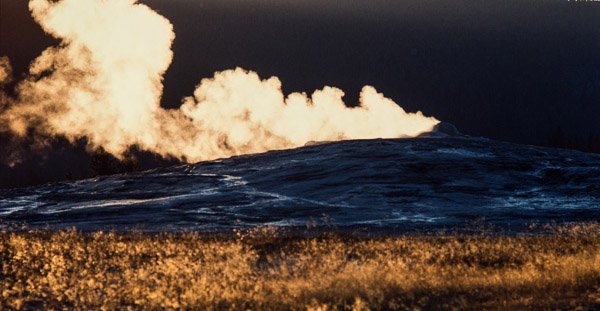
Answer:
[0, 0, 439, 163]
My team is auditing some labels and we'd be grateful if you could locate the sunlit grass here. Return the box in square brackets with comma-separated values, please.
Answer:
[1, 224, 600, 310]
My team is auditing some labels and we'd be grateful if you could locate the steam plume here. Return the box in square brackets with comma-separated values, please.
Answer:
[2, 0, 439, 163]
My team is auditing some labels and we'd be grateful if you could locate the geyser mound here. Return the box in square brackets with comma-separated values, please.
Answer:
[1, 136, 599, 232]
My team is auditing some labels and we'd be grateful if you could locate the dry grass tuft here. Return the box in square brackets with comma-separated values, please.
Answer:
[1, 224, 600, 310]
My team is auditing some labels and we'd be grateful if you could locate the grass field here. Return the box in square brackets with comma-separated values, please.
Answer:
[1, 224, 600, 310]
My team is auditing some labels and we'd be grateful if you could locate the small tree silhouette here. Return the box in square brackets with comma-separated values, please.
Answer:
[89, 147, 118, 177]
[547, 125, 566, 149]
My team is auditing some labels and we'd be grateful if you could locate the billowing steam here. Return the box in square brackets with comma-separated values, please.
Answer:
[1, 0, 439, 163]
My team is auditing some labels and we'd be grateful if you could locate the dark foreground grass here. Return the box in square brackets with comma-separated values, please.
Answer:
[1, 224, 600, 311]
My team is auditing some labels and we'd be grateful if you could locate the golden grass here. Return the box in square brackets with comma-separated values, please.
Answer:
[1, 224, 600, 310]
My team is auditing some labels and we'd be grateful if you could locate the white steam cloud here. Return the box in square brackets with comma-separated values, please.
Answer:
[1, 0, 439, 162]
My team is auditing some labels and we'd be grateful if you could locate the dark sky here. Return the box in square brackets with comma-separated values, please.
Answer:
[2, 0, 600, 145]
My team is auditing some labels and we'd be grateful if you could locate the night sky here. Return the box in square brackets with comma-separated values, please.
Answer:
[2, 0, 600, 145]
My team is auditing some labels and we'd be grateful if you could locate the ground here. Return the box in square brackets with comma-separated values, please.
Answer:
[1, 224, 600, 310]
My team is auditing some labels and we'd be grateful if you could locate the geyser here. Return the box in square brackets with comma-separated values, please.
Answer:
[1, 0, 439, 163]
